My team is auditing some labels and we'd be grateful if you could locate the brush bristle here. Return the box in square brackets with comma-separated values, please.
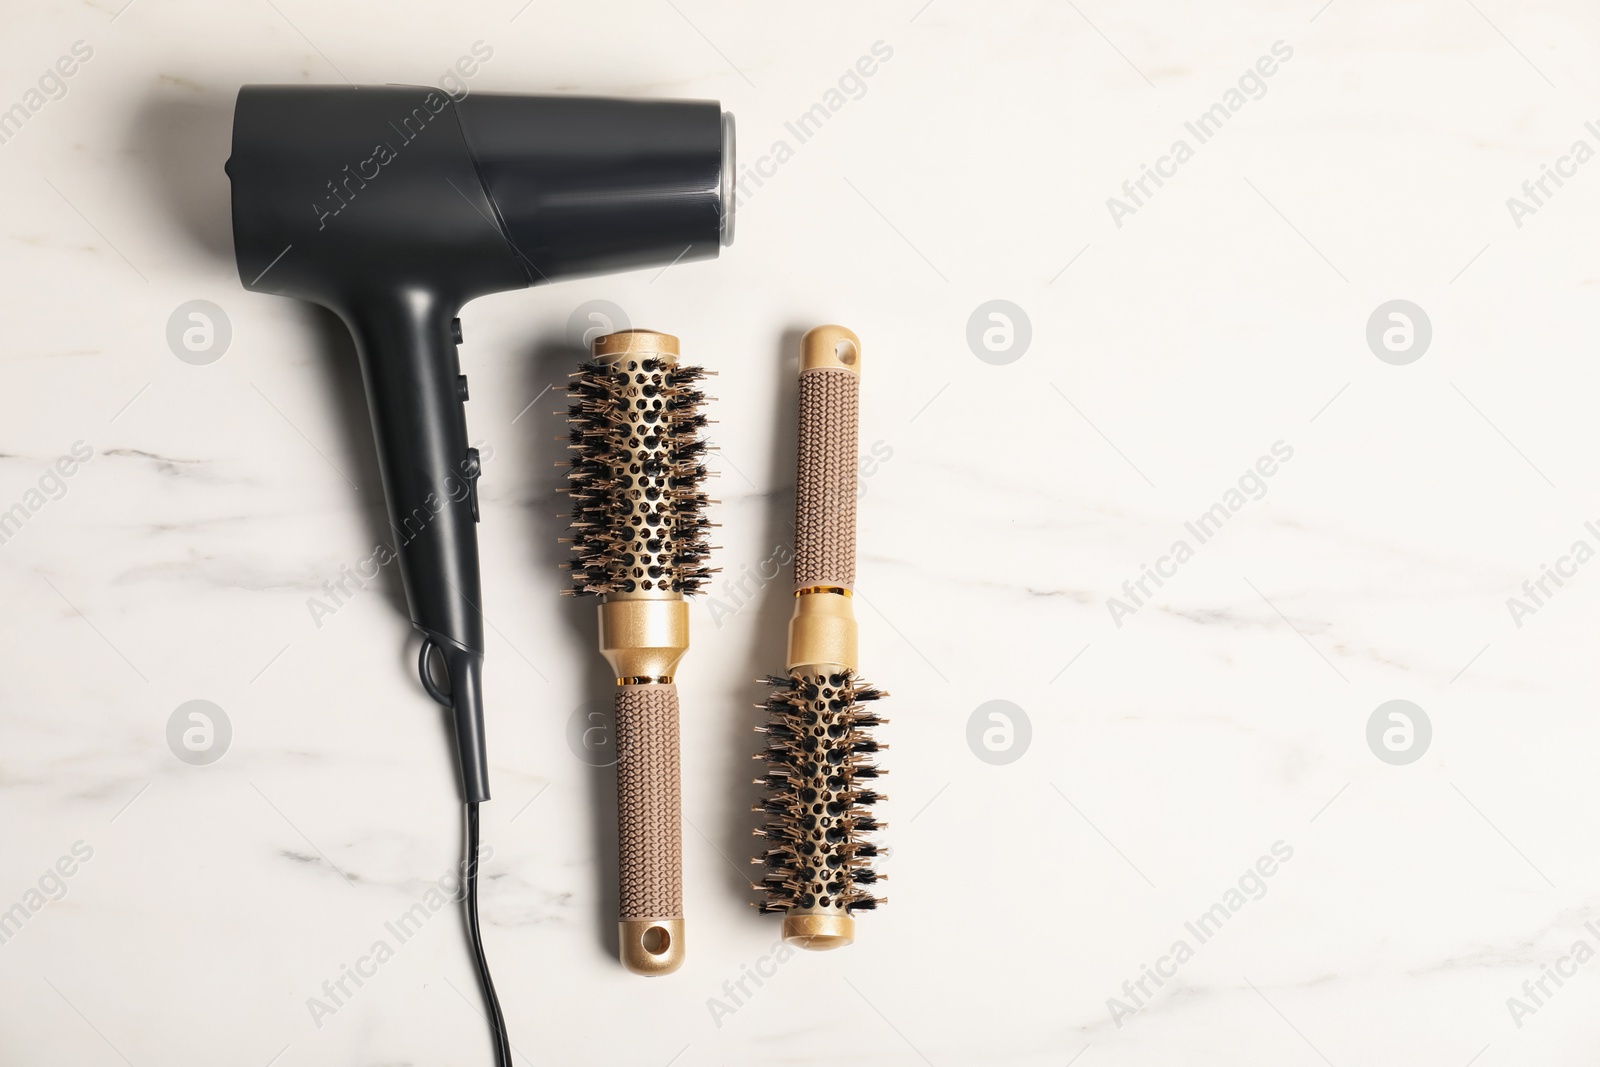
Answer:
[752, 670, 887, 915]
[564, 356, 714, 596]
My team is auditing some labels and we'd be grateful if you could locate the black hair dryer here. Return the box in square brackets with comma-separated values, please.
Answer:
[227, 87, 735, 802]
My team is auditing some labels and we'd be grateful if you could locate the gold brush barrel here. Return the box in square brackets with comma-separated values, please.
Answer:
[753, 325, 887, 950]
[568, 329, 714, 976]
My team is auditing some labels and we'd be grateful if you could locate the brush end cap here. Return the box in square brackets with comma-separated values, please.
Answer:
[593, 329, 679, 360]
[800, 325, 860, 374]
[619, 918, 685, 976]
[781, 913, 855, 950]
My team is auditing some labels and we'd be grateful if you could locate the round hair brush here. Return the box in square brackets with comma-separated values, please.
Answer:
[752, 325, 887, 950]
[564, 328, 714, 976]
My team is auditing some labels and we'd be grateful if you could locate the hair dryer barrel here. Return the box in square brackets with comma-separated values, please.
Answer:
[227, 85, 733, 804]
[228, 86, 732, 299]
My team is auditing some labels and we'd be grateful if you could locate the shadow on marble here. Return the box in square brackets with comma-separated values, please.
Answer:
[128, 94, 235, 261]
[523, 334, 623, 964]
[711, 327, 805, 914]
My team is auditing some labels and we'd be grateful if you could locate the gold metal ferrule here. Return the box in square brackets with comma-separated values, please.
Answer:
[787, 589, 858, 674]
[597, 597, 689, 681]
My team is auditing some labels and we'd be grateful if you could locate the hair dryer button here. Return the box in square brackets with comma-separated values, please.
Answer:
[456, 374, 470, 402]
[450, 317, 463, 345]
[464, 447, 481, 522]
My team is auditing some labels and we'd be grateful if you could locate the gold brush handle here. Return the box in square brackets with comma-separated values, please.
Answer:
[789, 326, 861, 676]
[793, 325, 861, 591]
[613, 680, 685, 976]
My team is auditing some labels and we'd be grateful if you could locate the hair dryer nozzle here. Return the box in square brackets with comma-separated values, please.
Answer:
[719, 110, 736, 247]
[454, 92, 732, 281]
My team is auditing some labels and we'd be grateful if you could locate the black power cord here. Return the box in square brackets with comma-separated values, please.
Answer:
[465, 801, 512, 1067]
[421, 643, 510, 1064]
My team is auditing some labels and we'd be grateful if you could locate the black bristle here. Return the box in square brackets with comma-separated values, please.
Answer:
[563, 356, 715, 596]
[750, 668, 886, 916]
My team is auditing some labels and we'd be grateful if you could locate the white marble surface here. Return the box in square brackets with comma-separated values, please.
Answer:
[5, 0, 1600, 1063]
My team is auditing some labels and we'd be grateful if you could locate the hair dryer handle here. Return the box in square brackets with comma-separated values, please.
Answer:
[342, 290, 490, 803]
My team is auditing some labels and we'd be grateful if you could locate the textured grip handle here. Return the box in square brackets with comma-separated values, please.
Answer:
[614, 682, 683, 922]
[794, 364, 860, 590]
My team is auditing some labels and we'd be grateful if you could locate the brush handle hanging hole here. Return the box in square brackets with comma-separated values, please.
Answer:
[834, 339, 857, 366]
[640, 924, 671, 955]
